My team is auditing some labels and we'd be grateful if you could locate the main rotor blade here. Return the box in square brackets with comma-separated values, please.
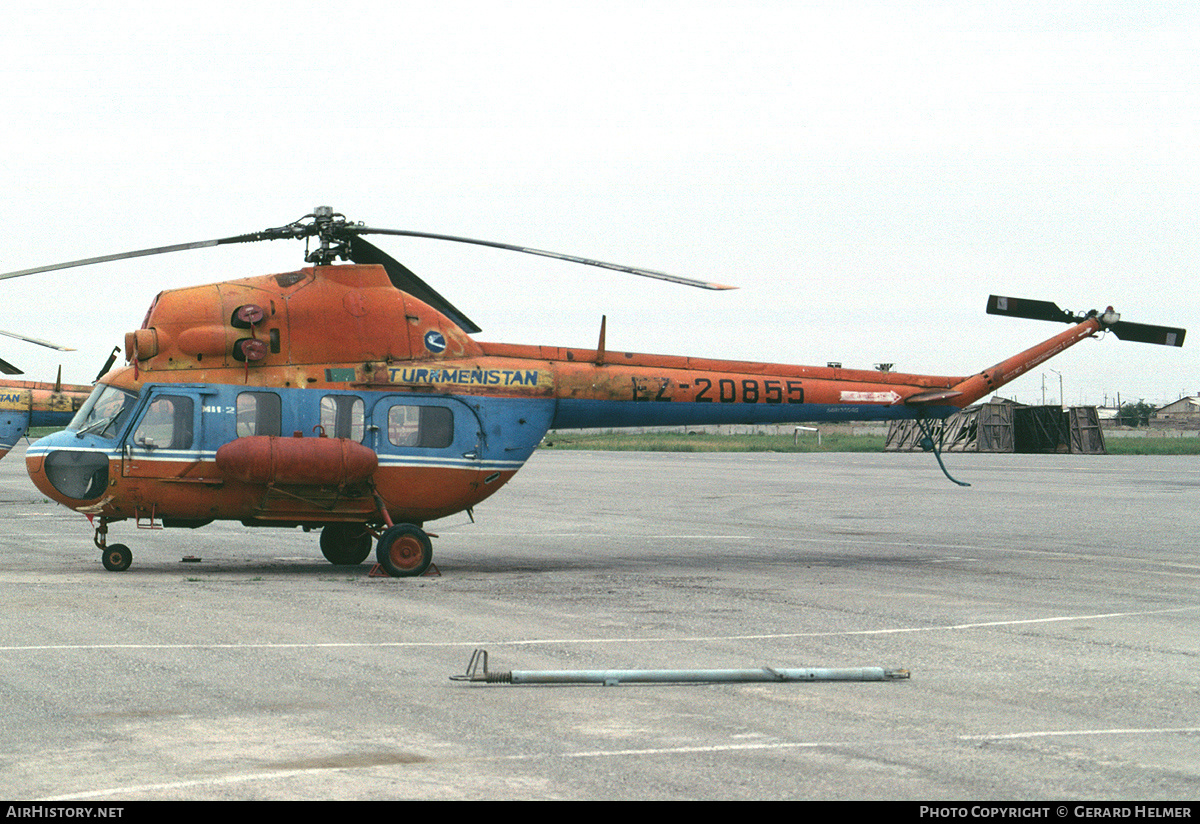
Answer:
[351, 227, 736, 291]
[0, 232, 272, 282]
[0, 209, 734, 311]
[0, 329, 75, 351]
[0, 356, 22, 375]
[347, 236, 482, 334]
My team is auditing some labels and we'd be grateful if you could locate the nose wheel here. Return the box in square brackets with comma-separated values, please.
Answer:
[94, 518, 132, 572]
[101, 543, 132, 572]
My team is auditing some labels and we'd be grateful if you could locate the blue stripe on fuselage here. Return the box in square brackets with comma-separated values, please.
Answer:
[550, 399, 957, 429]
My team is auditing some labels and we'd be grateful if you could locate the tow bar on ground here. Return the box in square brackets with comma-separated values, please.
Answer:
[450, 649, 910, 686]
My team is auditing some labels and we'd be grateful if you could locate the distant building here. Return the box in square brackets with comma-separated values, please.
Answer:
[1150, 395, 1200, 430]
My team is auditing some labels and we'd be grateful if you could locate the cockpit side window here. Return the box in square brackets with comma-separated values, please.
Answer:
[133, 395, 194, 450]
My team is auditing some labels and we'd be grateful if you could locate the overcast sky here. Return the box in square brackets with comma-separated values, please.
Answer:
[1, 0, 1195, 407]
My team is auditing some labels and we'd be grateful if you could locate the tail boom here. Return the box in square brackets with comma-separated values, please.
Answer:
[951, 317, 1103, 406]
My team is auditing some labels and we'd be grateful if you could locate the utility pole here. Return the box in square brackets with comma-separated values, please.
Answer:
[1049, 368, 1063, 408]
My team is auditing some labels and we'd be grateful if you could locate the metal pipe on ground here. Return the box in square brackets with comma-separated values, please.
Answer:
[451, 650, 910, 686]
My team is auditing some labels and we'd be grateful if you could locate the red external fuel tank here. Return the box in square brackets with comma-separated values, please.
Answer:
[215, 435, 378, 486]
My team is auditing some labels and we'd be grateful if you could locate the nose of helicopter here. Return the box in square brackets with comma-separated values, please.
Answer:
[25, 431, 112, 505]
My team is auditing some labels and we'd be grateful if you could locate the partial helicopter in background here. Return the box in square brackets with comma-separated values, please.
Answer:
[1, 207, 1185, 574]
[0, 329, 99, 459]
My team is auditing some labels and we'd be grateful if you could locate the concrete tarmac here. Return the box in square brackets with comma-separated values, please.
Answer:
[0, 441, 1197, 800]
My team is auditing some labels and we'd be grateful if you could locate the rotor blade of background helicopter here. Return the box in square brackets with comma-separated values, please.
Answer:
[350, 227, 736, 291]
[0, 231, 272, 282]
[95, 346, 121, 382]
[0, 329, 75, 351]
[0, 356, 23, 375]
[347, 236, 483, 334]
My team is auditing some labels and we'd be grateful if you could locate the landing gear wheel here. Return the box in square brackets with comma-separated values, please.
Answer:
[375, 524, 432, 577]
[320, 523, 373, 565]
[101, 544, 132, 572]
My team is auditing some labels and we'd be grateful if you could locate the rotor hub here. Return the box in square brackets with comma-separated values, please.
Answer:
[272, 206, 360, 265]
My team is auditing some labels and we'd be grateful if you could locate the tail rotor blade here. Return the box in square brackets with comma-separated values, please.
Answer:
[987, 295, 1186, 347]
[986, 296, 1075, 324]
[1109, 321, 1186, 347]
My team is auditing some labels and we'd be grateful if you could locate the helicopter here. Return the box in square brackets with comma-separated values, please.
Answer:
[0, 330, 96, 459]
[3, 207, 1185, 575]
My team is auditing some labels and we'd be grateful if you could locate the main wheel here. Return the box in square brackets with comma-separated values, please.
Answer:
[101, 543, 132, 572]
[320, 523, 373, 565]
[375, 524, 433, 577]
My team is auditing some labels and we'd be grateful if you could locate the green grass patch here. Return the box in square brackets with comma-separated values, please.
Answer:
[1103, 436, 1200, 455]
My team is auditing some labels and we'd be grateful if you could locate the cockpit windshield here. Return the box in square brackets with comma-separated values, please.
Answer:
[68, 384, 139, 440]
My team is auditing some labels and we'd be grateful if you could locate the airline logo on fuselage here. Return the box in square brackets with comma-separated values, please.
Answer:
[423, 330, 447, 353]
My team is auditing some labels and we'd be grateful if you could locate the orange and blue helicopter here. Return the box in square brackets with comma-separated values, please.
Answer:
[0, 330, 97, 459]
[1, 208, 1185, 575]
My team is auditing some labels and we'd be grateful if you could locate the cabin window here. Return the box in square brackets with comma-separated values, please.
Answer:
[133, 395, 194, 450]
[320, 395, 364, 441]
[236, 392, 282, 437]
[387, 404, 453, 449]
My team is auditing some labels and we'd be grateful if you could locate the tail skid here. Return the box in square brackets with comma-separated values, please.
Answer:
[915, 417, 970, 487]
